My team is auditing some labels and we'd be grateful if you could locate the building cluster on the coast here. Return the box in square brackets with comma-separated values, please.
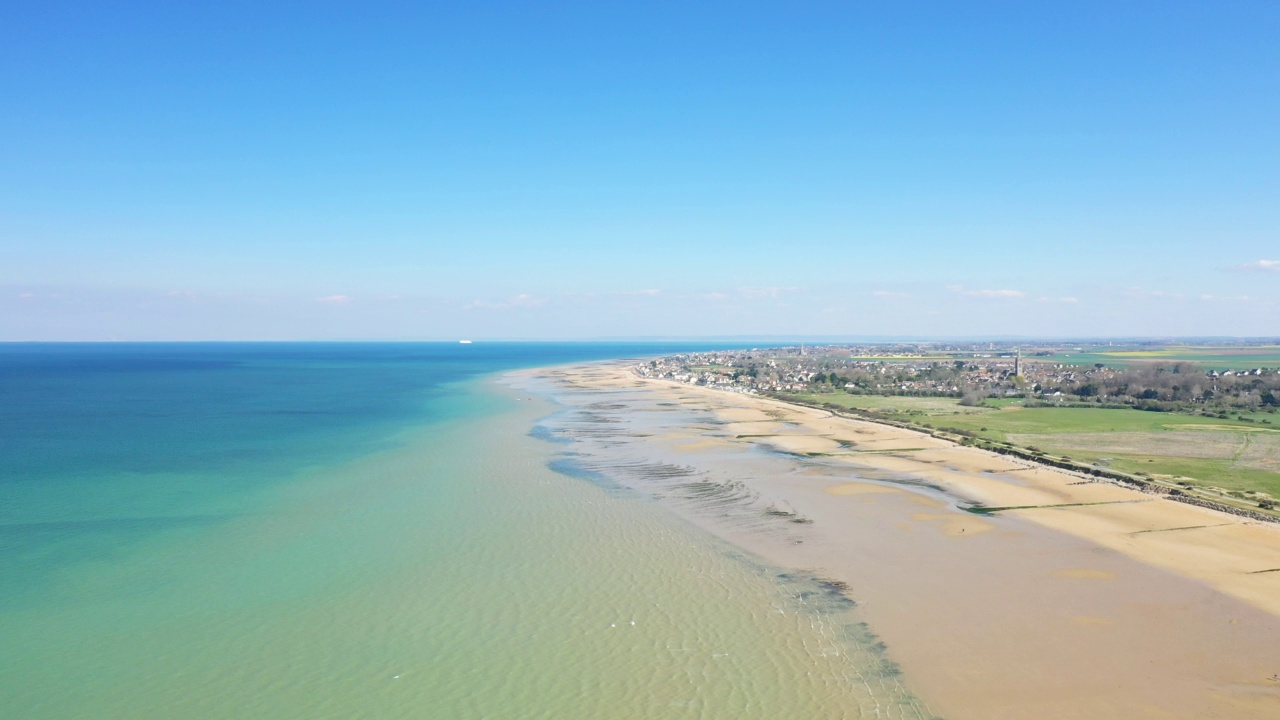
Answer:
[636, 345, 1053, 397]
[636, 344, 1280, 411]
[637, 345, 1054, 389]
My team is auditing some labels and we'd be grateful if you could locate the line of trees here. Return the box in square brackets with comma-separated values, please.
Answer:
[1042, 363, 1279, 412]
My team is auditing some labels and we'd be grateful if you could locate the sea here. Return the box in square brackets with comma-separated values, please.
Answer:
[0, 342, 931, 719]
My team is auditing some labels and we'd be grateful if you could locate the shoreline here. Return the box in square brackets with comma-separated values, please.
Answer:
[674, 377, 1280, 619]
[615, 363, 1280, 618]
[520, 360, 1280, 720]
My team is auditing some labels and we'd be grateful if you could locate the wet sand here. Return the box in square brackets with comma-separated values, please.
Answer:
[514, 361, 1280, 720]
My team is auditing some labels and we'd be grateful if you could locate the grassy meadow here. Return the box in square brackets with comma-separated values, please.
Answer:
[794, 393, 1280, 499]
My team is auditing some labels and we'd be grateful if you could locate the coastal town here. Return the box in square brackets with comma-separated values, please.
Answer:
[635, 344, 1280, 414]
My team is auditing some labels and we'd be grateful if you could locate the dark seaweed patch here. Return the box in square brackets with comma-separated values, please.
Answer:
[546, 457, 631, 495]
[528, 423, 572, 445]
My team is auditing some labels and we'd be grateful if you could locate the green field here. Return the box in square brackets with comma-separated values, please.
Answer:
[1046, 345, 1280, 371]
[794, 393, 1280, 499]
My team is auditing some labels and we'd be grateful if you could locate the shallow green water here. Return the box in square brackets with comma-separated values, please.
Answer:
[1, 345, 931, 718]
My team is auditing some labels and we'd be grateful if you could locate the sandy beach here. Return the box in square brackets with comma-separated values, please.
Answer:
[520, 361, 1280, 720]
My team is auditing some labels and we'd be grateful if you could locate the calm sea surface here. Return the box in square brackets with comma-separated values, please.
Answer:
[0, 343, 931, 719]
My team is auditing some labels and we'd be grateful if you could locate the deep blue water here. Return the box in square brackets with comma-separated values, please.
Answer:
[0, 342, 756, 601]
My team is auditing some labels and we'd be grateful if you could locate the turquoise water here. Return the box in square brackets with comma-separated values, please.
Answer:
[1, 342, 728, 603]
[0, 343, 931, 718]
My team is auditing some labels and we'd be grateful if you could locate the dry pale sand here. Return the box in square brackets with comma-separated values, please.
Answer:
[628, 368, 1280, 617]
[528, 362, 1280, 720]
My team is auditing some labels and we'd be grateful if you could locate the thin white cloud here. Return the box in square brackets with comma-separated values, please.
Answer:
[617, 289, 661, 296]
[1236, 259, 1280, 272]
[949, 285, 1024, 299]
[1200, 294, 1251, 302]
[738, 286, 798, 299]
[872, 290, 911, 299]
[463, 293, 546, 310]
[1121, 287, 1183, 299]
[317, 294, 351, 304]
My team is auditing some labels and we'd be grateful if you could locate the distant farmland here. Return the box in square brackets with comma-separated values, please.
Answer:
[1046, 345, 1280, 371]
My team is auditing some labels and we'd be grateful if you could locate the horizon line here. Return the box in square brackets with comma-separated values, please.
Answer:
[4, 336, 1280, 345]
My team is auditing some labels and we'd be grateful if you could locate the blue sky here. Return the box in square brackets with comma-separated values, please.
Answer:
[3, 1, 1277, 340]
